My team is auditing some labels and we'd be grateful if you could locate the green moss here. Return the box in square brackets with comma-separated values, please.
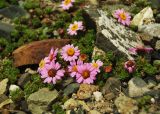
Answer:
[32, 17, 41, 28]
[52, 103, 65, 114]
[10, 89, 24, 102]
[0, 0, 7, 9]
[23, 0, 40, 10]
[44, 7, 53, 14]
[0, 58, 19, 84]
[24, 74, 54, 98]
[137, 95, 152, 107]
[72, 30, 96, 57]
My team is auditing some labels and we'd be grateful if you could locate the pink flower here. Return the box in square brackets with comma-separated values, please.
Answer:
[40, 61, 65, 84]
[124, 60, 136, 73]
[91, 60, 103, 73]
[60, 0, 75, 10]
[67, 21, 84, 35]
[68, 60, 83, 77]
[114, 9, 131, 26]
[61, 44, 80, 61]
[76, 63, 97, 84]
[45, 48, 58, 63]
[129, 46, 153, 55]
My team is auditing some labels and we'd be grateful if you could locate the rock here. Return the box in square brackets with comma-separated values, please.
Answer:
[9, 85, 20, 92]
[101, 77, 121, 95]
[115, 94, 138, 114]
[0, 5, 27, 19]
[77, 84, 99, 100]
[64, 98, 90, 111]
[87, 101, 113, 113]
[139, 33, 153, 45]
[89, 110, 101, 114]
[128, 77, 150, 97]
[131, 7, 154, 27]
[62, 77, 74, 87]
[88, 0, 98, 5]
[0, 22, 14, 39]
[104, 92, 115, 101]
[12, 39, 71, 67]
[155, 75, 160, 82]
[18, 73, 31, 88]
[92, 46, 106, 58]
[63, 83, 80, 96]
[15, 111, 27, 114]
[0, 99, 13, 108]
[93, 91, 103, 102]
[27, 88, 58, 114]
[139, 24, 160, 39]
[155, 40, 160, 50]
[0, 94, 8, 103]
[25, 68, 37, 74]
[147, 80, 157, 88]
[0, 78, 8, 95]
[96, 10, 143, 60]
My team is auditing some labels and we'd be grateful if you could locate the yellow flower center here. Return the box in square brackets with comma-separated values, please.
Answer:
[64, 0, 71, 5]
[82, 70, 90, 79]
[92, 63, 98, 68]
[67, 48, 75, 56]
[39, 60, 45, 68]
[72, 65, 77, 72]
[71, 24, 78, 31]
[120, 13, 126, 20]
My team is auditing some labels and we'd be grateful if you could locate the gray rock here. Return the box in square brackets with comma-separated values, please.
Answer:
[147, 80, 157, 88]
[131, 7, 154, 27]
[139, 24, 160, 39]
[115, 94, 138, 114]
[18, 73, 31, 88]
[89, 110, 101, 114]
[0, 94, 8, 103]
[27, 88, 58, 114]
[0, 22, 14, 39]
[101, 77, 121, 95]
[0, 5, 27, 19]
[63, 83, 80, 96]
[62, 77, 74, 87]
[155, 40, 160, 50]
[96, 10, 143, 59]
[0, 78, 8, 95]
[128, 77, 150, 97]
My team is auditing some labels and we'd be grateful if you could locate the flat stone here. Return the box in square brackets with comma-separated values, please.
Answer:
[128, 77, 150, 97]
[18, 73, 31, 88]
[139, 24, 160, 39]
[77, 84, 99, 100]
[0, 78, 8, 95]
[96, 10, 143, 59]
[0, 94, 8, 103]
[27, 88, 58, 114]
[92, 46, 106, 58]
[131, 7, 154, 27]
[0, 5, 27, 19]
[101, 77, 121, 95]
[63, 83, 80, 96]
[0, 22, 14, 39]
[12, 39, 71, 67]
[0, 99, 13, 108]
[115, 94, 138, 114]
[89, 110, 101, 114]
[155, 40, 160, 50]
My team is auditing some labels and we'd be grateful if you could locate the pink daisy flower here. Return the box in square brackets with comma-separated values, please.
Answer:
[68, 60, 83, 77]
[76, 63, 97, 84]
[91, 60, 103, 73]
[124, 60, 136, 73]
[40, 61, 65, 84]
[129, 46, 153, 55]
[60, 0, 75, 10]
[67, 21, 84, 36]
[61, 44, 80, 61]
[114, 9, 131, 26]
[45, 48, 58, 63]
